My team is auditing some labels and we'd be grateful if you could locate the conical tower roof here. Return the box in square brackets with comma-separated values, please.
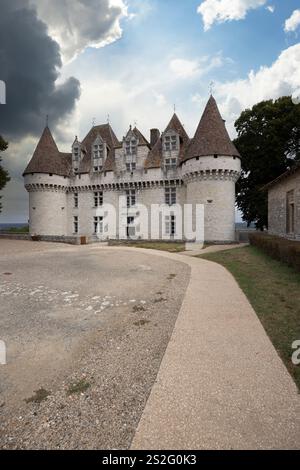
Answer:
[183, 96, 240, 161]
[23, 127, 71, 177]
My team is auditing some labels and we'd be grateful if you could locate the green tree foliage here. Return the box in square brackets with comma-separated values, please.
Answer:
[233, 97, 300, 229]
[0, 135, 10, 212]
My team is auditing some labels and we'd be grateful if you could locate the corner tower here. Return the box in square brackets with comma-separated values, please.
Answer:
[23, 127, 70, 237]
[182, 96, 241, 242]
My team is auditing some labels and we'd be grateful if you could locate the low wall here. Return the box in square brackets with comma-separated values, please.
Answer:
[0, 233, 31, 241]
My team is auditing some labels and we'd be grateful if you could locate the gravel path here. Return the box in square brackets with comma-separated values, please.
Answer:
[0, 241, 190, 449]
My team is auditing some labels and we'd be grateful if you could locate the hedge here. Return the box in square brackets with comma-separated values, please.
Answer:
[249, 232, 300, 272]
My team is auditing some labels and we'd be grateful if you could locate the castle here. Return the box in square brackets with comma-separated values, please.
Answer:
[23, 96, 241, 243]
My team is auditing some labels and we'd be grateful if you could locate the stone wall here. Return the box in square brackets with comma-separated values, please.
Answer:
[268, 170, 300, 240]
[24, 173, 68, 236]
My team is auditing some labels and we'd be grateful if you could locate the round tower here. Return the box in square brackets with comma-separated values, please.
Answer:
[23, 127, 69, 237]
[182, 96, 241, 243]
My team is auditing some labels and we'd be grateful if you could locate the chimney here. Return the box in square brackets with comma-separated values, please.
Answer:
[150, 128, 160, 147]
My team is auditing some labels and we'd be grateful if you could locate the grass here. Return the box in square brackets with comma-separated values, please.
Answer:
[109, 241, 186, 252]
[198, 245, 300, 390]
[3, 225, 29, 233]
[67, 379, 90, 395]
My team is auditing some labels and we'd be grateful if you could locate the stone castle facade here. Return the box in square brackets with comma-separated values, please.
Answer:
[266, 164, 300, 240]
[23, 96, 241, 243]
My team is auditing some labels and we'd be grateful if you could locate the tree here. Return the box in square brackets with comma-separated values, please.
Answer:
[0, 135, 10, 213]
[233, 96, 300, 229]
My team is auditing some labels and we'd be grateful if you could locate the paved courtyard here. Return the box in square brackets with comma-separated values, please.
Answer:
[0, 240, 189, 449]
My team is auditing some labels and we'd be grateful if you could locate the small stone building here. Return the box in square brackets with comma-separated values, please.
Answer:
[266, 164, 300, 240]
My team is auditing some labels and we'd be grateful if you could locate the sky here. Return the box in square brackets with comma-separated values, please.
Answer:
[0, 0, 300, 223]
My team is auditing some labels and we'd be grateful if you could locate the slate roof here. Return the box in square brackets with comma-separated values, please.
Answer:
[24, 97, 240, 177]
[23, 127, 71, 177]
[145, 113, 190, 169]
[183, 95, 240, 162]
[132, 127, 150, 147]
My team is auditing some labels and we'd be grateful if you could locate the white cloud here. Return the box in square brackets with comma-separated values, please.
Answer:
[170, 59, 201, 79]
[284, 9, 300, 33]
[153, 91, 167, 107]
[169, 54, 225, 79]
[197, 0, 267, 31]
[30, 0, 128, 62]
[209, 44, 300, 135]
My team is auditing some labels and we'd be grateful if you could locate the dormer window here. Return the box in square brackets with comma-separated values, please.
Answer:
[124, 133, 138, 172]
[92, 136, 106, 173]
[125, 137, 137, 156]
[163, 133, 178, 151]
[72, 137, 82, 173]
[94, 143, 104, 160]
[165, 158, 177, 170]
[73, 147, 79, 161]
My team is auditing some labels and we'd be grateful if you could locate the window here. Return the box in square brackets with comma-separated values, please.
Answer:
[165, 187, 176, 205]
[126, 162, 136, 172]
[93, 142, 104, 172]
[164, 134, 177, 151]
[94, 216, 104, 234]
[73, 216, 78, 234]
[165, 158, 177, 170]
[93, 143, 104, 160]
[94, 191, 103, 207]
[165, 215, 176, 236]
[125, 136, 137, 171]
[125, 138, 137, 156]
[74, 193, 78, 208]
[73, 147, 79, 161]
[126, 189, 136, 208]
[94, 165, 103, 172]
[286, 190, 295, 234]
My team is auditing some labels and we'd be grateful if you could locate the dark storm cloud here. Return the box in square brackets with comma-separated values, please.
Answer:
[0, 0, 81, 139]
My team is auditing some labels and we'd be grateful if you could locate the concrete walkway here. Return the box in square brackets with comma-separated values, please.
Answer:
[120, 248, 300, 450]
[181, 243, 248, 257]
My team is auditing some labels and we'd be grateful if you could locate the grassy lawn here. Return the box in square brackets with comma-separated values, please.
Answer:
[3, 225, 29, 233]
[198, 245, 300, 390]
[109, 241, 186, 252]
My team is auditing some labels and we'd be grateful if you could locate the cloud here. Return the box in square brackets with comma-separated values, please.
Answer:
[284, 9, 300, 33]
[169, 54, 225, 79]
[30, 0, 128, 62]
[152, 91, 167, 107]
[210, 44, 300, 134]
[170, 59, 201, 79]
[0, 0, 80, 140]
[197, 0, 267, 31]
